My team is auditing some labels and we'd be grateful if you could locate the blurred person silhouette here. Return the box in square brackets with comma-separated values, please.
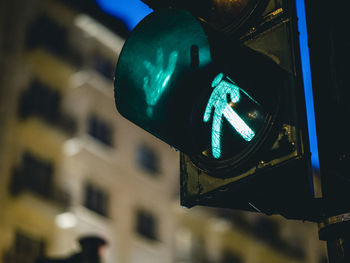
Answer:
[35, 235, 107, 263]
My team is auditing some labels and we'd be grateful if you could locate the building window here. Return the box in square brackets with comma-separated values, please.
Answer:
[92, 53, 115, 80]
[136, 144, 159, 174]
[88, 115, 114, 146]
[135, 209, 158, 241]
[284, 237, 306, 259]
[18, 80, 77, 135]
[26, 14, 68, 57]
[254, 217, 279, 245]
[3, 230, 45, 263]
[215, 209, 252, 232]
[10, 151, 70, 207]
[11, 152, 53, 198]
[25, 13, 82, 67]
[220, 250, 243, 263]
[84, 182, 109, 217]
[18, 79, 61, 123]
[253, 217, 305, 259]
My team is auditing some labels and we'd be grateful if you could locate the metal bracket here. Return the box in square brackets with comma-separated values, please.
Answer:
[319, 213, 350, 240]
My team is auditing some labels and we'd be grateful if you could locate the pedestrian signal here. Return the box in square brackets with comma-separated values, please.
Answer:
[114, 6, 319, 221]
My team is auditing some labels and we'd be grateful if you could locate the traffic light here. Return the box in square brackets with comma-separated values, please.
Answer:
[114, 0, 321, 221]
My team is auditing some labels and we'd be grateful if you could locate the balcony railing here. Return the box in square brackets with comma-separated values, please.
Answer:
[214, 209, 306, 260]
[10, 166, 71, 209]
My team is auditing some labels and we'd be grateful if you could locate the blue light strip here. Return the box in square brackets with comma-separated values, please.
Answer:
[295, 0, 320, 170]
[95, 0, 153, 30]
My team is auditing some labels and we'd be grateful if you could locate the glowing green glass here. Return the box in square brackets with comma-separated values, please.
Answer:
[143, 48, 178, 116]
[204, 73, 255, 158]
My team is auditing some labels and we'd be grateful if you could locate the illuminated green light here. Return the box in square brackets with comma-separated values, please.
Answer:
[223, 105, 255, 141]
[204, 73, 255, 158]
[211, 72, 224, 87]
[143, 48, 178, 116]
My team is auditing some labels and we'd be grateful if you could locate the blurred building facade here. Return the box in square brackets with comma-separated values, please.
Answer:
[0, 0, 327, 263]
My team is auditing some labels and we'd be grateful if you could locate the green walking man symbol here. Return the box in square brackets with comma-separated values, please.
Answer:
[204, 73, 255, 159]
